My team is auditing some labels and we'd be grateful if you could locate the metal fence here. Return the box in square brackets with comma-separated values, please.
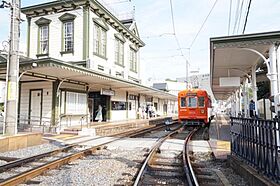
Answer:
[17, 115, 56, 133]
[230, 117, 280, 183]
[0, 114, 89, 134]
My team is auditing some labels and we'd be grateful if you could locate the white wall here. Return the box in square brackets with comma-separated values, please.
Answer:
[87, 10, 140, 81]
[20, 82, 53, 120]
[110, 90, 126, 121]
[30, 9, 84, 61]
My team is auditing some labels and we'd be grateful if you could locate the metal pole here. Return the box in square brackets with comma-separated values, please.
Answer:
[186, 60, 189, 88]
[251, 64, 258, 116]
[269, 45, 278, 117]
[4, 0, 20, 135]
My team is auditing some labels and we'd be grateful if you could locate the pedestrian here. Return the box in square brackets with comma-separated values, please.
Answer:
[249, 100, 255, 118]
[95, 105, 103, 122]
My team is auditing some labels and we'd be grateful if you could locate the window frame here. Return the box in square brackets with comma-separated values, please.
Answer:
[61, 91, 87, 115]
[115, 37, 124, 66]
[38, 25, 49, 55]
[62, 21, 74, 53]
[187, 96, 197, 108]
[59, 13, 76, 55]
[129, 47, 137, 72]
[180, 97, 186, 108]
[93, 23, 107, 58]
[198, 96, 205, 108]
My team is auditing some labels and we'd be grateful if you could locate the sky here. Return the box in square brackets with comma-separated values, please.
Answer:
[1, 0, 280, 82]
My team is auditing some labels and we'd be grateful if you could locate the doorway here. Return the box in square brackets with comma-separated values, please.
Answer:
[29, 89, 43, 125]
[89, 92, 110, 122]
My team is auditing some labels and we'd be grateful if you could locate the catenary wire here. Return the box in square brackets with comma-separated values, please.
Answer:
[189, 0, 218, 49]
[242, 0, 252, 34]
[228, 0, 232, 35]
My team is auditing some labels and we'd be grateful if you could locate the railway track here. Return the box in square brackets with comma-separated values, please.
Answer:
[185, 128, 227, 186]
[0, 120, 177, 186]
[133, 126, 189, 185]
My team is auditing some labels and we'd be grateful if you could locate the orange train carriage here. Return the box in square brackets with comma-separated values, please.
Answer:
[178, 89, 214, 126]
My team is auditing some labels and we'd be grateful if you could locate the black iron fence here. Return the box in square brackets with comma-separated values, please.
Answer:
[230, 117, 280, 183]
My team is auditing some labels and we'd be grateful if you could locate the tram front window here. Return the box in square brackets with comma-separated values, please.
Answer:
[180, 97, 186, 107]
[187, 97, 197, 108]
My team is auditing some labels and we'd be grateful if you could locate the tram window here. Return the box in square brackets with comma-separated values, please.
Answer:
[180, 97, 186, 107]
[187, 97, 197, 108]
[198, 97, 205, 107]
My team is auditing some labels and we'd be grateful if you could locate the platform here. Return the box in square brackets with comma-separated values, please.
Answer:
[0, 133, 42, 152]
[45, 116, 176, 142]
[208, 114, 231, 160]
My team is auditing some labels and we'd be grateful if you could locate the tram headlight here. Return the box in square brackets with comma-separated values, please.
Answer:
[200, 109, 205, 114]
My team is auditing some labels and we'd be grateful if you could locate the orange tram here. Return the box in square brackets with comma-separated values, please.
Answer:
[178, 89, 214, 127]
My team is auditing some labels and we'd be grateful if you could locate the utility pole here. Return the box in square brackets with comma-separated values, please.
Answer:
[186, 60, 189, 88]
[4, 0, 21, 135]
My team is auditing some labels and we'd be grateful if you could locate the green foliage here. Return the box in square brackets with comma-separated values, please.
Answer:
[257, 81, 270, 100]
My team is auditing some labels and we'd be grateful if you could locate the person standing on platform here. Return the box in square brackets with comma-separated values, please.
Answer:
[249, 100, 255, 118]
[95, 105, 103, 122]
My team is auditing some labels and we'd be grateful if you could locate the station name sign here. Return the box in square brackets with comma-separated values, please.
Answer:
[101, 88, 115, 96]
[219, 77, 240, 87]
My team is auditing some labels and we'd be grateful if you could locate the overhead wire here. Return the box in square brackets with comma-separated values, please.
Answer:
[228, 0, 232, 35]
[236, 0, 245, 34]
[188, 0, 218, 49]
[232, 0, 241, 34]
[242, 0, 252, 34]
[169, 0, 187, 60]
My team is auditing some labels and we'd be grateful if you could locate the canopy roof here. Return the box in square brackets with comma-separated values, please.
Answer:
[210, 31, 280, 100]
[0, 57, 176, 100]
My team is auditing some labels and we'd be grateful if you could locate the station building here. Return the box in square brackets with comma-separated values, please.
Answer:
[0, 0, 177, 131]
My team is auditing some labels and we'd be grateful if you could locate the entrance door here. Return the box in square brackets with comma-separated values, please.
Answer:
[29, 90, 43, 125]
[89, 92, 110, 122]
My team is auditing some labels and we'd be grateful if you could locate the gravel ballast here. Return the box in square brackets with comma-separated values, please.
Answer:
[0, 143, 61, 159]
[26, 148, 147, 186]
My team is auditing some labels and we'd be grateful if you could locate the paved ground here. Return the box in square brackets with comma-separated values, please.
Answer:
[209, 114, 231, 159]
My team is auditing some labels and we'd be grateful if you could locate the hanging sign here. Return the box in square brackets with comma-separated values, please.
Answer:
[101, 88, 115, 96]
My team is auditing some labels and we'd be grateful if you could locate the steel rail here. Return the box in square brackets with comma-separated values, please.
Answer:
[0, 120, 177, 186]
[183, 128, 199, 186]
[0, 145, 76, 173]
[0, 122, 170, 173]
[133, 125, 182, 186]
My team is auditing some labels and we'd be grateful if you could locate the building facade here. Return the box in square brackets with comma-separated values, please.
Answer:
[3, 0, 177, 131]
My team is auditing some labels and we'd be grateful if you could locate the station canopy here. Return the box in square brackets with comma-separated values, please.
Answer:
[210, 31, 280, 100]
[0, 57, 177, 100]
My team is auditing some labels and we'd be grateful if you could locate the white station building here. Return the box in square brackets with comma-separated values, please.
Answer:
[0, 0, 177, 131]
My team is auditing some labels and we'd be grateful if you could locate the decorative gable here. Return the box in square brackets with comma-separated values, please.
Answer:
[93, 18, 109, 31]
[130, 22, 140, 38]
[114, 33, 126, 43]
[35, 17, 51, 26]
[59, 13, 77, 22]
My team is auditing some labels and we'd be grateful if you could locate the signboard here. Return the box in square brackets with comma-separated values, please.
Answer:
[219, 77, 240, 87]
[101, 88, 115, 96]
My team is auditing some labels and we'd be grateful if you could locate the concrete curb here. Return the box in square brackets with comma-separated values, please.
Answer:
[228, 155, 278, 186]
